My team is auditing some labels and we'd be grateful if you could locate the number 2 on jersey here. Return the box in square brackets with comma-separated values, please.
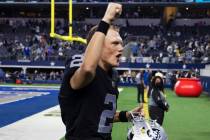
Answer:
[98, 94, 116, 133]
[70, 55, 83, 68]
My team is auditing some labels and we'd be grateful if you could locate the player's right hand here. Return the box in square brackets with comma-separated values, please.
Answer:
[102, 2, 122, 24]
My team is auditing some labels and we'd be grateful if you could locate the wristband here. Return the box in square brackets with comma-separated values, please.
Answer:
[96, 20, 110, 35]
[119, 111, 128, 122]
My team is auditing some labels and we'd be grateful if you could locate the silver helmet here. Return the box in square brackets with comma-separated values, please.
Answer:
[127, 113, 168, 140]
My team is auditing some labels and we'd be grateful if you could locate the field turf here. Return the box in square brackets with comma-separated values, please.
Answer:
[59, 87, 210, 140]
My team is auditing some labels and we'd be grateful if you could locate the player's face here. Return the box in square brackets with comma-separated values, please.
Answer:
[101, 29, 123, 67]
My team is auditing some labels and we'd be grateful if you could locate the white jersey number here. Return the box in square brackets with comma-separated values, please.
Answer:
[98, 94, 116, 133]
[69, 55, 83, 68]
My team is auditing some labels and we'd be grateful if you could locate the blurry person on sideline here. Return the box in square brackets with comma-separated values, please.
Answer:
[148, 74, 169, 125]
[135, 70, 145, 103]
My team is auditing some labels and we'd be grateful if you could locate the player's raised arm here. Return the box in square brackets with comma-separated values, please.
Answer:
[70, 3, 122, 90]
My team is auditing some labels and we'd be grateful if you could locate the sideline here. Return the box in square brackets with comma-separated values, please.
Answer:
[0, 84, 60, 89]
[143, 89, 149, 119]
[0, 106, 65, 140]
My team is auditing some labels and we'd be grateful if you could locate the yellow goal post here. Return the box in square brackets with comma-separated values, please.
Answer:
[50, 0, 87, 44]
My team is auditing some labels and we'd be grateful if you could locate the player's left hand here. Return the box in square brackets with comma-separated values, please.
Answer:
[126, 103, 145, 120]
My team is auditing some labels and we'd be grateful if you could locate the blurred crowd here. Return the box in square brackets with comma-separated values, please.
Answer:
[2, 69, 64, 83]
[118, 68, 199, 85]
[0, 19, 86, 62]
[0, 67, 199, 86]
[1, 18, 209, 64]
[122, 33, 210, 64]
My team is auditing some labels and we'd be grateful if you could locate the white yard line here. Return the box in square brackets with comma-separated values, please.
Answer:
[0, 85, 60, 89]
[0, 106, 65, 140]
[0, 87, 124, 140]
[0, 91, 50, 105]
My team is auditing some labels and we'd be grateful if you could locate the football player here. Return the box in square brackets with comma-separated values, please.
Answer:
[59, 3, 143, 140]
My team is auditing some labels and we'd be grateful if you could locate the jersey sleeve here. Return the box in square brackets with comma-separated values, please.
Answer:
[64, 54, 83, 76]
[59, 54, 83, 97]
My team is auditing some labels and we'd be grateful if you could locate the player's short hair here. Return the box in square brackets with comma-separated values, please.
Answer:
[86, 24, 120, 45]
[86, 25, 98, 45]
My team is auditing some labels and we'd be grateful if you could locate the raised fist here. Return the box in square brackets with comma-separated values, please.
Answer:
[102, 2, 122, 24]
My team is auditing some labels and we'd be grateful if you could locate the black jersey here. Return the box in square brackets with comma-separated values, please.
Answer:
[59, 54, 119, 140]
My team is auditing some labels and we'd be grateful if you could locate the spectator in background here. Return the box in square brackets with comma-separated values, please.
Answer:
[206, 41, 210, 62]
[135, 70, 145, 103]
[143, 69, 149, 89]
[147, 69, 153, 97]
[149, 75, 169, 125]
[39, 34, 49, 60]
[23, 46, 30, 60]
[0, 68, 5, 83]
[170, 71, 177, 90]
[58, 46, 64, 60]
[185, 70, 192, 78]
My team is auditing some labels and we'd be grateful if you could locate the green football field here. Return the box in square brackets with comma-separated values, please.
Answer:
[58, 86, 210, 140]
[113, 87, 210, 140]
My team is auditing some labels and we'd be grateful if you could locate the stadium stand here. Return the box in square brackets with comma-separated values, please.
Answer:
[0, 1, 209, 93]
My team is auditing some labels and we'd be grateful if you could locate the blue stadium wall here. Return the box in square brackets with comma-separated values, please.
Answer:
[1, 61, 210, 95]
[0, 60, 206, 69]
